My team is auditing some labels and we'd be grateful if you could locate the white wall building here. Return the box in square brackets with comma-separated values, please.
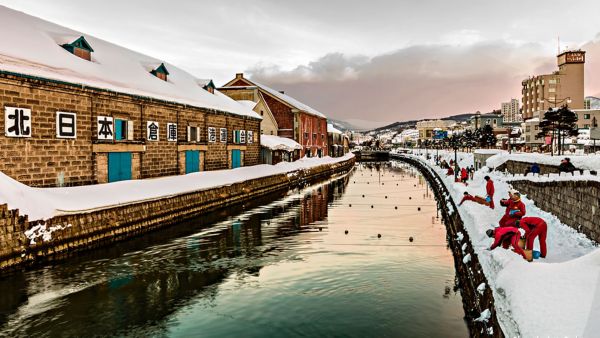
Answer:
[501, 98, 521, 122]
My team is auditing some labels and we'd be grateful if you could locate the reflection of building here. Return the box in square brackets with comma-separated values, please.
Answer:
[416, 120, 455, 140]
[501, 99, 521, 122]
[522, 50, 585, 119]
[300, 185, 329, 226]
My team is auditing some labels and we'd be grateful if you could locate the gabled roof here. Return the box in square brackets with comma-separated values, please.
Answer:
[62, 35, 94, 52]
[0, 6, 260, 119]
[222, 75, 326, 118]
[327, 123, 342, 134]
[152, 63, 169, 75]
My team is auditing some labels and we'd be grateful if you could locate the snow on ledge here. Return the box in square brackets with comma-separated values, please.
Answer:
[260, 135, 302, 151]
[0, 153, 354, 221]
[486, 152, 600, 171]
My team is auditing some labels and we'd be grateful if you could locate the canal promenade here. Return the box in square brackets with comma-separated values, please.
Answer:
[0, 154, 354, 271]
[395, 151, 600, 337]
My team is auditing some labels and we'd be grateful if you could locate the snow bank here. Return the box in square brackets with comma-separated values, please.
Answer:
[403, 152, 598, 337]
[486, 152, 600, 171]
[474, 149, 507, 155]
[260, 135, 302, 151]
[0, 6, 260, 119]
[0, 154, 354, 221]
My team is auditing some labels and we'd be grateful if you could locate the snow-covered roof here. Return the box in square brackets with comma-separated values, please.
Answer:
[327, 123, 342, 134]
[237, 100, 258, 109]
[224, 77, 326, 118]
[260, 135, 302, 152]
[0, 6, 260, 119]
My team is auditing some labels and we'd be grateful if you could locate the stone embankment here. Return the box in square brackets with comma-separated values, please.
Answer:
[392, 153, 503, 338]
[0, 157, 355, 271]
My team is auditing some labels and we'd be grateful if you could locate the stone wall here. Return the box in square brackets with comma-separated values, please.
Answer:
[496, 160, 561, 176]
[510, 179, 600, 242]
[0, 73, 261, 187]
[392, 154, 503, 337]
[0, 157, 355, 271]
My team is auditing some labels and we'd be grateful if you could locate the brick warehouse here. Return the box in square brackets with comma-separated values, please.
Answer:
[0, 7, 261, 187]
[220, 73, 328, 158]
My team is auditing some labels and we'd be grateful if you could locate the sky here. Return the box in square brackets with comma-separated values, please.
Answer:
[2, 0, 600, 129]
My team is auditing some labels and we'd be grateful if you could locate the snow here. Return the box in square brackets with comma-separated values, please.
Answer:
[474, 309, 491, 322]
[486, 152, 600, 170]
[0, 153, 354, 221]
[0, 6, 260, 119]
[327, 123, 342, 134]
[400, 151, 599, 337]
[477, 282, 486, 295]
[237, 100, 258, 109]
[474, 149, 507, 155]
[24, 223, 72, 245]
[260, 135, 302, 151]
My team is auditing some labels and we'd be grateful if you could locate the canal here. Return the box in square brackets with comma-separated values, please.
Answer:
[0, 162, 468, 337]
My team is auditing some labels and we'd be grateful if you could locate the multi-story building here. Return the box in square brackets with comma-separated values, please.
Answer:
[573, 109, 600, 129]
[0, 6, 261, 187]
[501, 99, 521, 122]
[584, 96, 600, 109]
[220, 74, 328, 158]
[521, 50, 585, 120]
[416, 120, 456, 140]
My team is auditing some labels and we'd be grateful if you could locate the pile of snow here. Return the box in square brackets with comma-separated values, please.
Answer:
[260, 135, 302, 152]
[404, 152, 599, 337]
[0, 153, 354, 221]
[486, 152, 600, 170]
[0, 6, 260, 119]
[474, 149, 507, 155]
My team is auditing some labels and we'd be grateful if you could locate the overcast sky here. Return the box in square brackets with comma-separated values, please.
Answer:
[3, 0, 600, 128]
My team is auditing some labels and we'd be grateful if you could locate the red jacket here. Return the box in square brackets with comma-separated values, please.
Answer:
[486, 180, 494, 197]
[461, 168, 468, 179]
[490, 227, 526, 259]
[503, 198, 525, 218]
[519, 217, 547, 234]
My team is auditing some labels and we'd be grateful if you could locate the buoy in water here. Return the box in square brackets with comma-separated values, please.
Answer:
[319, 227, 322, 231]
[409, 236, 414, 242]
[395, 206, 398, 210]
[409, 197, 412, 200]
[345, 230, 349, 235]
[371, 205, 374, 208]
[362, 195, 365, 198]
[349, 204, 352, 207]
[377, 234, 382, 238]
[385, 196, 388, 199]
[418, 207, 421, 211]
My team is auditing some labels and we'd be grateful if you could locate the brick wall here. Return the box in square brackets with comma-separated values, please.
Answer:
[0, 157, 355, 271]
[510, 179, 600, 242]
[0, 73, 261, 187]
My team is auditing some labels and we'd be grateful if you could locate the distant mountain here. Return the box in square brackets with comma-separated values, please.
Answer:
[327, 118, 361, 132]
[368, 113, 477, 132]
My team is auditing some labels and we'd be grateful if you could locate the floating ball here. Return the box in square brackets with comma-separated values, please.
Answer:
[409, 236, 414, 242]
[371, 205, 374, 208]
[418, 207, 421, 211]
[362, 195, 365, 198]
[377, 234, 382, 238]
[349, 204, 352, 207]
[345, 230, 349, 235]
[395, 206, 398, 210]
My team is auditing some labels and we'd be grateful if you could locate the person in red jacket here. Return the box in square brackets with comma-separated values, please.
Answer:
[447, 166, 454, 176]
[484, 176, 495, 209]
[460, 167, 468, 183]
[517, 217, 548, 258]
[498, 190, 525, 227]
[486, 227, 527, 259]
[459, 192, 488, 206]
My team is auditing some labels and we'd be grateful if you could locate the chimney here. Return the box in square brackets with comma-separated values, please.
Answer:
[279, 91, 285, 94]
[235, 73, 243, 79]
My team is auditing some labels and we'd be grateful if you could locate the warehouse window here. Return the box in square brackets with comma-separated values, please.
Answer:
[61, 36, 94, 61]
[150, 63, 169, 81]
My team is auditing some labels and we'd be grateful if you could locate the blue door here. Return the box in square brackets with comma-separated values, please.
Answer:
[231, 149, 241, 168]
[185, 150, 200, 174]
[108, 152, 132, 182]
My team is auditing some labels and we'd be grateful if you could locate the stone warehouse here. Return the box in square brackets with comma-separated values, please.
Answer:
[0, 6, 261, 187]
[220, 73, 329, 158]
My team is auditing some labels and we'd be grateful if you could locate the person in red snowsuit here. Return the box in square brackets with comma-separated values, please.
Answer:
[484, 176, 495, 209]
[517, 217, 548, 258]
[447, 167, 454, 176]
[486, 227, 527, 259]
[459, 192, 488, 206]
[460, 168, 468, 183]
[499, 191, 525, 227]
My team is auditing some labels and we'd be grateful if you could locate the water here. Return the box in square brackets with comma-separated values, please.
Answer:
[0, 162, 468, 337]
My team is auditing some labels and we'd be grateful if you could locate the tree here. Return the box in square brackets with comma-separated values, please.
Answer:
[537, 106, 578, 155]
[479, 125, 497, 148]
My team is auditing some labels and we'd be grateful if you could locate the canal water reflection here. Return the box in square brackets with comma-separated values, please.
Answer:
[0, 162, 468, 337]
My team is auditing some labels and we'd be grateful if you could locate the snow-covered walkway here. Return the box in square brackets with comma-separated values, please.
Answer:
[407, 150, 599, 337]
[0, 154, 354, 221]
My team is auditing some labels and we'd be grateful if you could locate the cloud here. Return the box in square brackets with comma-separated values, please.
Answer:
[247, 40, 561, 127]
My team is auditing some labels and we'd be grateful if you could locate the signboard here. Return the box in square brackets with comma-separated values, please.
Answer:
[97, 116, 113, 140]
[56, 112, 76, 139]
[147, 121, 159, 141]
[433, 130, 447, 140]
[590, 127, 600, 140]
[167, 123, 177, 142]
[5, 107, 32, 138]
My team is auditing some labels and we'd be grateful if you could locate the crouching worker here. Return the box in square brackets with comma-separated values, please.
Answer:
[459, 192, 489, 207]
[517, 217, 547, 258]
[486, 227, 527, 260]
[499, 190, 525, 227]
